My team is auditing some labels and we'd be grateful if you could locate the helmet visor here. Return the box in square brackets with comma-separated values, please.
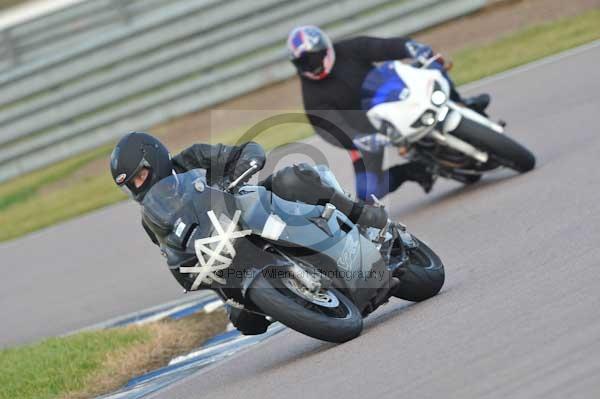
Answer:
[117, 159, 151, 200]
[292, 49, 328, 74]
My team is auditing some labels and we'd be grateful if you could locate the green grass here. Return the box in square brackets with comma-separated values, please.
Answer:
[451, 9, 600, 85]
[0, 172, 125, 242]
[0, 9, 599, 242]
[0, 146, 111, 212]
[0, 145, 118, 241]
[0, 329, 149, 399]
[0, 311, 228, 399]
[0, 123, 313, 242]
[0, 0, 28, 11]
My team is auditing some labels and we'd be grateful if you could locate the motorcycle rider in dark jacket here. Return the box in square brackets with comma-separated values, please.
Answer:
[287, 26, 490, 201]
[110, 132, 390, 335]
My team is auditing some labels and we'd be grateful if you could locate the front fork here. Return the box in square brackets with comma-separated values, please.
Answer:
[399, 101, 503, 166]
[370, 216, 418, 275]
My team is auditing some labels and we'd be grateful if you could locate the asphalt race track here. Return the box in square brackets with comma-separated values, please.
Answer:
[0, 200, 190, 346]
[2, 41, 600, 397]
[145, 43, 600, 398]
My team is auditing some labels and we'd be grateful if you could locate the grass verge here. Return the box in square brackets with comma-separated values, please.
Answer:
[0, 310, 228, 399]
[0, 0, 28, 11]
[0, 122, 313, 242]
[0, 9, 599, 242]
[451, 8, 600, 85]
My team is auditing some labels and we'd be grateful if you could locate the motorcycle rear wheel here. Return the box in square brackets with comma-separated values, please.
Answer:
[248, 270, 363, 343]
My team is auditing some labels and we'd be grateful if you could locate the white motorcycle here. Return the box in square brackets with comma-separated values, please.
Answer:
[360, 56, 535, 184]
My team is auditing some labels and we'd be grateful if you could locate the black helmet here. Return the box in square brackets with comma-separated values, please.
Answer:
[110, 132, 173, 202]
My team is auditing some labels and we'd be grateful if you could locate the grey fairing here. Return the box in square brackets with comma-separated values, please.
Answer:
[142, 171, 392, 312]
[235, 186, 394, 310]
[141, 170, 235, 268]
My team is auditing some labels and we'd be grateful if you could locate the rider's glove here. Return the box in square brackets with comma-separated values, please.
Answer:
[405, 40, 434, 60]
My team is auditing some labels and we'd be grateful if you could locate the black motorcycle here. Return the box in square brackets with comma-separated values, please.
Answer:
[142, 165, 444, 343]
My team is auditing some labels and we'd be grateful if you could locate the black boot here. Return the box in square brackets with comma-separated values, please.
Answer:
[414, 173, 436, 194]
[227, 306, 271, 335]
[463, 93, 491, 116]
[389, 162, 435, 194]
[329, 191, 388, 229]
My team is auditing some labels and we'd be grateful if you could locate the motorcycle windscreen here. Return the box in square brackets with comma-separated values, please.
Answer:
[142, 170, 204, 227]
[142, 169, 235, 252]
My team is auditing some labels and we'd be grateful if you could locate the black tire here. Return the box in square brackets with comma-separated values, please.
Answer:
[462, 173, 482, 184]
[451, 117, 536, 173]
[449, 171, 482, 185]
[247, 271, 363, 343]
[393, 238, 445, 302]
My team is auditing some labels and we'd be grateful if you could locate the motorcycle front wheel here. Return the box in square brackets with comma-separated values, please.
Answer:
[451, 118, 536, 173]
[393, 237, 445, 302]
[247, 270, 363, 343]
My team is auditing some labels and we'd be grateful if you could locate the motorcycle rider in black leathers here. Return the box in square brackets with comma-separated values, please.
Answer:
[287, 26, 490, 201]
[110, 132, 390, 335]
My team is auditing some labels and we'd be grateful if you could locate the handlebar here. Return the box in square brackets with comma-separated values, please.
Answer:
[417, 53, 444, 69]
[413, 53, 452, 71]
[227, 160, 259, 192]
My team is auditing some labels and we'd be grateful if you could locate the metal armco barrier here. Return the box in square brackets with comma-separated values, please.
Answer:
[0, 0, 487, 182]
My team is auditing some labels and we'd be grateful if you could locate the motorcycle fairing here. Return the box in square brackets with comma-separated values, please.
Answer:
[364, 61, 450, 137]
[142, 170, 393, 312]
[361, 61, 410, 110]
[142, 170, 240, 268]
[234, 185, 394, 310]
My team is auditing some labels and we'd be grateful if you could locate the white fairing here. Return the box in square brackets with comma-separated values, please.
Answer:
[366, 61, 450, 139]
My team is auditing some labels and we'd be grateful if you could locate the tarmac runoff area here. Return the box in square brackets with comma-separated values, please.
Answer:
[0, 41, 599, 398]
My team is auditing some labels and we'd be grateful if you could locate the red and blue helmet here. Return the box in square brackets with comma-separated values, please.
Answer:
[287, 25, 335, 80]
